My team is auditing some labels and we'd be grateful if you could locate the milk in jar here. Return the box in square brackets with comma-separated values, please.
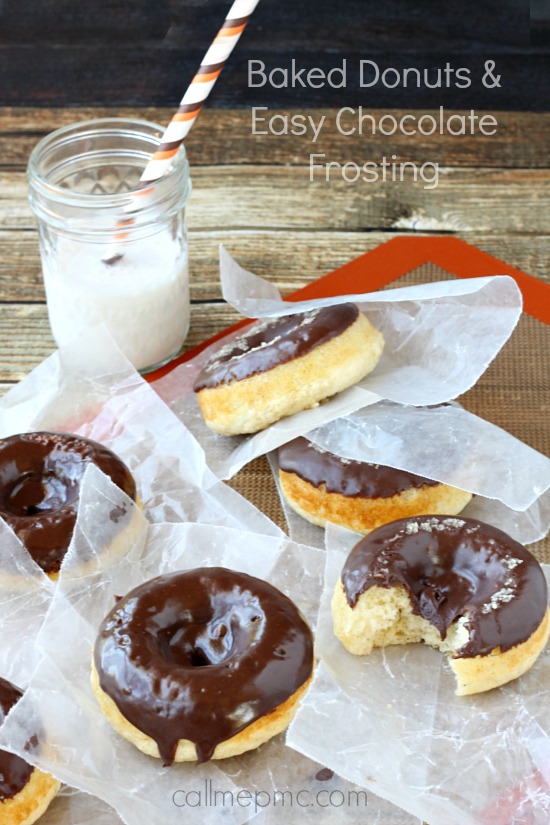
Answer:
[27, 118, 191, 373]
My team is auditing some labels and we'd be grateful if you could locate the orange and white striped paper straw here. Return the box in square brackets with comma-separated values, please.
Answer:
[103, 0, 260, 262]
[140, 0, 261, 184]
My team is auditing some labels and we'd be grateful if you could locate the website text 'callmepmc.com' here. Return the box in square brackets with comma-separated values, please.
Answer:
[172, 780, 368, 815]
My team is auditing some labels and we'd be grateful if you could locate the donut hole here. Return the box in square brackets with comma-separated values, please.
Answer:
[160, 624, 220, 668]
[5, 471, 72, 516]
[1, 441, 88, 517]
[187, 649, 211, 668]
[158, 606, 265, 669]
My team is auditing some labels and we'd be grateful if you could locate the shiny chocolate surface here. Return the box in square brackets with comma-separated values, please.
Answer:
[0, 677, 33, 800]
[194, 303, 360, 391]
[94, 567, 314, 764]
[342, 516, 548, 657]
[0, 432, 137, 575]
[278, 436, 439, 499]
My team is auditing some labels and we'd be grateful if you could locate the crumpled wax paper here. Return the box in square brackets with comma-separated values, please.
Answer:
[0, 468, 420, 825]
[269, 401, 550, 549]
[38, 786, 121, 825]
[0, 518, 54, 686]
[0, 328, 266, 822]
[0, 327, 423, 825]
[0, 326, 280, 537]
[153, 247, 522, 479]
[286, 522, 550, 825]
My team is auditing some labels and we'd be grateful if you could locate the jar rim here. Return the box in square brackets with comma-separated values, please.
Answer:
[27, 116, 190, 211]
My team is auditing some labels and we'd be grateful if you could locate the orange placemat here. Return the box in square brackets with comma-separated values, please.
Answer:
[148, 238, 550, 562]
[148, 236, 550, 381]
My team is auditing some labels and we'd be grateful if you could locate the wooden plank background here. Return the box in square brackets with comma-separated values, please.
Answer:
[0, 0, 548, 109]
[0, 104, 549, 392]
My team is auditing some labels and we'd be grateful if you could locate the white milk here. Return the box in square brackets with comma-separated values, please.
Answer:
[43, 231, 189, 372]
[28, 118, 192, 373]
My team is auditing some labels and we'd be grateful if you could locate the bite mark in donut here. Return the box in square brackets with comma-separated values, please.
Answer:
[92, 567, 314, 764]
[0, 432, 137, 577]
[193, 303, 384, 435]
[0, 677, 60, 824]
[332, 516, 549, 695]
[278, 437, 472, 533]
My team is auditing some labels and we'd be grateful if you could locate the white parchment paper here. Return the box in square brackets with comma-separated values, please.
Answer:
[307, 402, 550, 511]
[0, 519, 54, 686]
[0, 326, 282, 757]
[271, 401, 550, 547]
[0, 469, 417, 825]
[39, 786, 121, 825]
[153, 249, 522, 478]
[0, 251, 539, 823]
[0, 327, 280, 536]
[287, 522, 550, 825]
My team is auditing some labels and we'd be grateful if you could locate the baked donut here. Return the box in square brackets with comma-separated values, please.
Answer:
[278, 436, 472, 533]
[193, 303, 384, 435]
[332, 516, 549, 695]
[0, 432, 137, 578]
[0, 677, 60, 825]
[92, 567, 314, 764]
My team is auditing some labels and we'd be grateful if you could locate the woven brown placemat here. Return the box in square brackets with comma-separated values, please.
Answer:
[228, 263, 550, 563]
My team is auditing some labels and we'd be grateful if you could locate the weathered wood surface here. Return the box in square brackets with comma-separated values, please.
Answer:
[0, 0, 547, 109]
[2, 228, 550, 307]
[0, 0, 531, 50]
[0, 106, 549, 388]
[2, 108, 550, 168]
[0, 302, 235, 381]
[3, 166, 550, 233]
[0, 47, 547, 110]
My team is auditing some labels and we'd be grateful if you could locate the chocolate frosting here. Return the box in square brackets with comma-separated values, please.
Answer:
[278, 437, 439, 499]
[0, 432, 137, 575]
[341, 516, 548, 658]
[94, 567, 314, 765]
[194, 303, 360, 391]
[0, 677, 33, 800]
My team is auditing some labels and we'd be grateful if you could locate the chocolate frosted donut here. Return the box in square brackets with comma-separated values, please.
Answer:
[278, 437, 472, 533]
[193, 303, 384, 435]
[195, 304, 361, 390]
[92, 567, 314, 764]
[0, 680, 33, 801]
[0, 432, 137, 577]
[0, 677, 60, 824]
[332, 516, 550, 695]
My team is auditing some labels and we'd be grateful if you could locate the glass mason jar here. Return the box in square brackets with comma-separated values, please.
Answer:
[27, 118, 191, 373]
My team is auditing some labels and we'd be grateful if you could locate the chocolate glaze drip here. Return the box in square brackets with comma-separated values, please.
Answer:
[0, 432, 137, 575]
[278, 437, 439, 499]
[94, 567, 314, 765]
[342, 516, 548, 658]
[0, 678, 33, 800]
[194, 303, 360, 391]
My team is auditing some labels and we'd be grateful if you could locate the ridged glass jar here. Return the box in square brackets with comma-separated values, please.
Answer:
[28, 118, 192, 373]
